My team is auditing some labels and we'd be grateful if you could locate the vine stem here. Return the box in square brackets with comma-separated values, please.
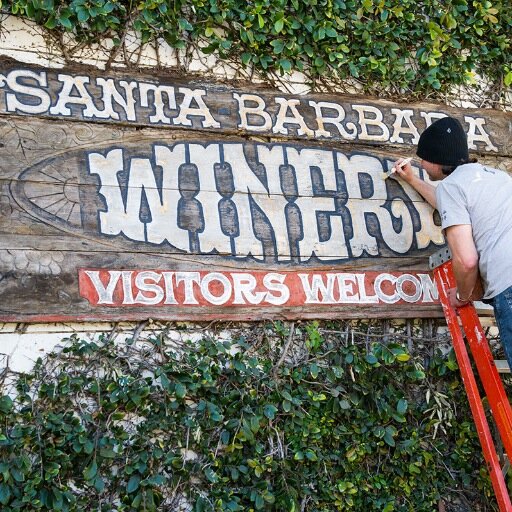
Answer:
[272, 322, 295, 377]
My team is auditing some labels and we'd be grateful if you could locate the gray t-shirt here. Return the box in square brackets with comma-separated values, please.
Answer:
[436, 163, 512, 299]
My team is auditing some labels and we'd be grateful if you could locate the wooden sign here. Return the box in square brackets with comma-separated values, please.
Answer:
[0, 62, 508, 321]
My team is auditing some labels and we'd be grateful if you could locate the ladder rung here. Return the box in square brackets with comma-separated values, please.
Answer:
[494, 360, 511, 374]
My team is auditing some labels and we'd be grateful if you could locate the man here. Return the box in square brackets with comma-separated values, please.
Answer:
[394, 116, 512, 368]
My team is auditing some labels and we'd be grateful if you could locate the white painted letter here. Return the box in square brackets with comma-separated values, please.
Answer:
[396, 274, 422, 303]
[308, 100, 357, 140]
[352, 105, 390, 142]
[389, 108, 420, 144]
[374, 274, 399, 304]
[201, 273, 232, 305]
[287, 147, 349, 261]
[263, 273, 290, 305]
[464, 115, 498, 152]
[418, 273, 439, 303]
[84, 270, 122, 304]
[3, 70, 51, 114]
[50, 74, 102, 117]
[95, 78, 138, 121]
[299, 274, 337, 304]
[175, 272, 201, 304]
[273, 98, 314, 137]
[88, 149, 138, 238]
[173, 87, 220, 128]
[139, 82, 176, 124]
[232, 273, 266, 304]
[135, 271, 164, 305]
[233, 93, 272, 132]
[337, 153, 414, 256]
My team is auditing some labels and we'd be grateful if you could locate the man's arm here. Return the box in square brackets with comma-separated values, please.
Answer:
[445, 224, 483, 305]
[393, 159, 437, 208]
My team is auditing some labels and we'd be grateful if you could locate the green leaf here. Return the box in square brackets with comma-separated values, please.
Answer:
[263, 404, 278, 419]
[281, 390, 293, 401]
[409, 462, 421, 474]
[94, 476, 105, 492]
[0, 395, 13, 414]
[305, 449, 318, 461]
[0, 483, 11, 505]
[77, 8, 89, 22]
[373, 426, 386, 438]
[397, 398, 408, 415]
[205, 467, 219, 483]
[274, 19, 284, 32]
[131, 493, 142, 508]
[384, 426, 397, 447]
[365, 353, 378, 365]
[339, 399, 351, 410]
[10, 468, 24, 482]
[83, 460, 98, 481]
[99, 447, 117, 458]
[44, 17, 58, 29]
[175, 383, 187, 399]
[178, 18, 193, 31]
[84, 440, 95, 454]
[303, 44, 314, 57]
[255, 493, 265, 509]
[58, 16, 73, 29]
[270, 39, 284, 53]
[127, 475, 141, 493]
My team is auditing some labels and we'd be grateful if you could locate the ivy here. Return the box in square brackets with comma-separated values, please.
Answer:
[3, 0, 511, 99]
[0, 324, 504, 511]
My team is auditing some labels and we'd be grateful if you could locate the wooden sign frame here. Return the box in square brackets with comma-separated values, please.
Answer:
[0, 61, 509, 321]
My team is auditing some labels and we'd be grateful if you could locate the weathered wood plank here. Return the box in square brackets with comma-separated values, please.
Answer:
[0, 238, 440, 269]
[0, 59, 509, 156]
[1, 164, 433, 199]
[0, 260, 443, 322]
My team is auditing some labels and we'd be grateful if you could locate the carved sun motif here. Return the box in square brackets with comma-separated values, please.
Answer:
[24, 161, 82, 227]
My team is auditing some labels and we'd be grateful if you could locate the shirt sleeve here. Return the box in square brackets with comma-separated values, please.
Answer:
[435, 180, 471, 230]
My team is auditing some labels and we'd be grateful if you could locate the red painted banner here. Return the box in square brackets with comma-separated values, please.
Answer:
[79, 269, 439, 308]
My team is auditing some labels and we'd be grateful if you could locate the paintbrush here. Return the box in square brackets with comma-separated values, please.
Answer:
[383, 157, 412, 179]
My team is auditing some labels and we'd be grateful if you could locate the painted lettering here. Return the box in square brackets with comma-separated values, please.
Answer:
[87, 142, 444, 262]
[2, 69, 51, 114]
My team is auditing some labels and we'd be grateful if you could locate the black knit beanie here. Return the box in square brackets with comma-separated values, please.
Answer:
[416, 116, 469, 166]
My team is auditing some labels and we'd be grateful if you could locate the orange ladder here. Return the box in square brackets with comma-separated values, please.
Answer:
[430, 247, 512, 511]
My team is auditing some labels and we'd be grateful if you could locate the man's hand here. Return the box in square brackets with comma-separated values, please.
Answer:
[391, 158, 437, 208]
[393, 158, 415, 184]
[448, 287, 470, 308]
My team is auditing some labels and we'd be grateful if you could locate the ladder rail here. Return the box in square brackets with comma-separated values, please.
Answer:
[459, 303, 512, 461]
[436, 262, 512, 463]
[433, 261, 512, 512]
